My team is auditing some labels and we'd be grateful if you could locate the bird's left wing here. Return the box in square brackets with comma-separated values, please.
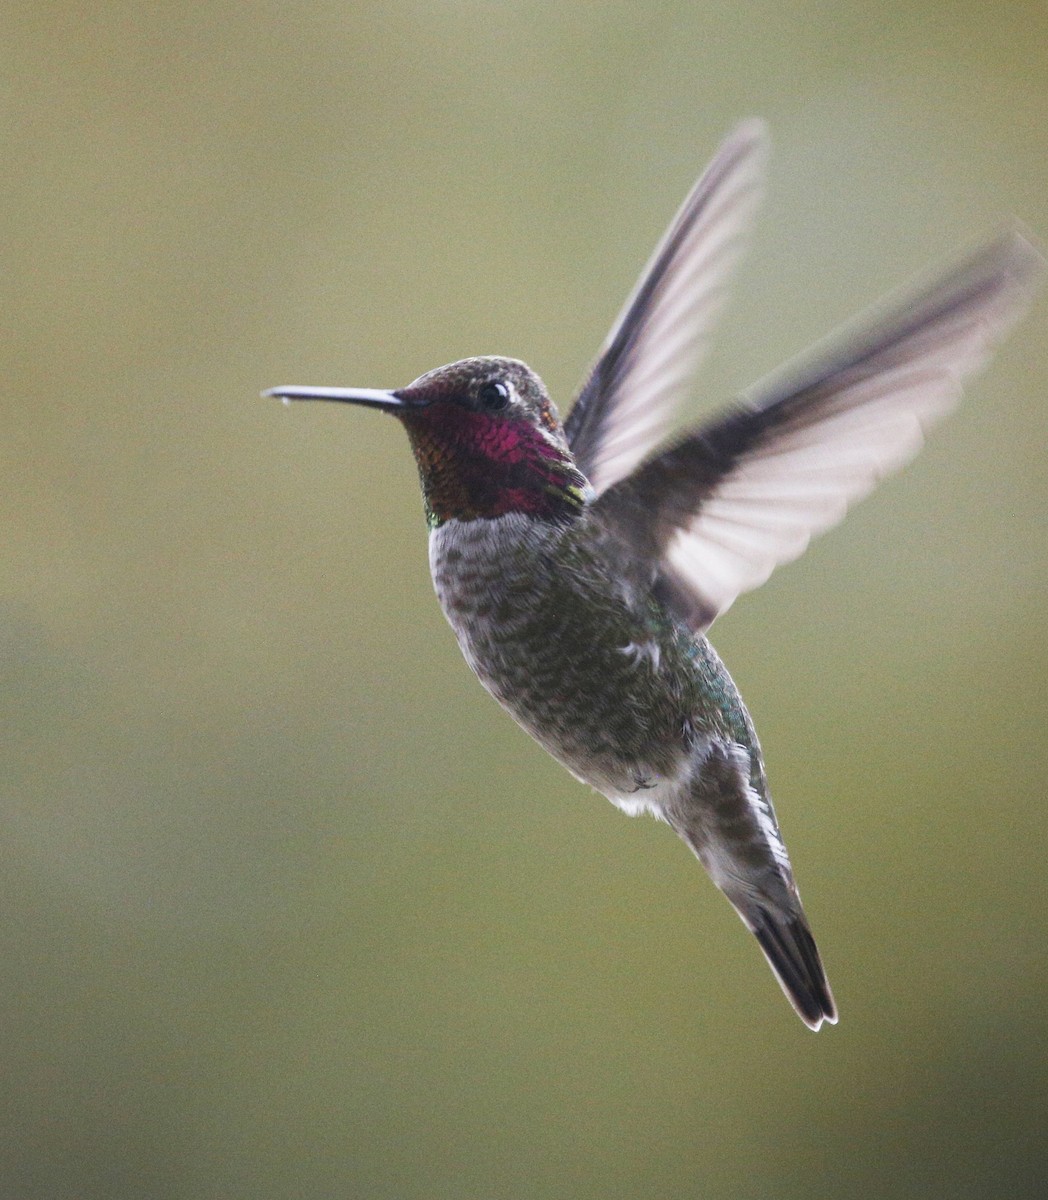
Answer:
[565, 120, 768, 496]
[593, 231, 1044, 635]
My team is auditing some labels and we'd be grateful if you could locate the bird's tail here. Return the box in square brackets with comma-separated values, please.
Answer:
[742, 900, 837, 1031]
[662, 740, 838, 1030]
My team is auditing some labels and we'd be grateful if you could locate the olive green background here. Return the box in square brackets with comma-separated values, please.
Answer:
[5, 2, 1047, 1197]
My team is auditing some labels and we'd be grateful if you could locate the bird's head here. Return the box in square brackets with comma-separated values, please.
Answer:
[267, 356, 592, 527]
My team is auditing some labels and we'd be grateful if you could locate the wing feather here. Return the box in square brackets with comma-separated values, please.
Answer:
[565, 120, 768, 494]
[594, 230, 1043, 633]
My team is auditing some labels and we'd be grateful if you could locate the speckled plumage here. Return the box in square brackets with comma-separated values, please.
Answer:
[430, 511, 750, 799]
[266, 121, 1042, 1029]
[420, 381, 829, 1028]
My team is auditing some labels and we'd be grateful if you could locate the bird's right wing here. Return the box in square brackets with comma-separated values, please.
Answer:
[593, 231, 1044, 634]
[565, 120, 768, 496]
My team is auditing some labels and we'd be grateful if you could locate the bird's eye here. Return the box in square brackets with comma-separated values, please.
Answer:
[478, 380, 511, 411]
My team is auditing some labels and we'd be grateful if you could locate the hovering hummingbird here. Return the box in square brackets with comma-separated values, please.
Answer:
[265, 121, 1042, 1029]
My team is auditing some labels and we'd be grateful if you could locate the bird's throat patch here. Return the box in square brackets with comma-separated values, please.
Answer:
[401, 403, 588, 527]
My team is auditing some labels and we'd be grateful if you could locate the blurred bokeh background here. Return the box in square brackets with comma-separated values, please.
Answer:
[5, 2, 1047, 1196]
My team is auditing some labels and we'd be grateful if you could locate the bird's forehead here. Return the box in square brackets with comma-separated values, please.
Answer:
[407, 356, 527, 389]
[405, 358, 561, 424]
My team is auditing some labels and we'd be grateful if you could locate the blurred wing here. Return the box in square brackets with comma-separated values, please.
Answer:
[565, 120, 768, 495]
[595, 231, 1044, 634]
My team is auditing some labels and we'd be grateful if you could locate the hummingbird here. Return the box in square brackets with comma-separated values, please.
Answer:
[265, 121, 1042, 1029]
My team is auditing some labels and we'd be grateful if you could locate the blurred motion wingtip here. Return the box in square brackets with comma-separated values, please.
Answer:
[993, 223, 1046, 294]
[729, 115, 770, 151]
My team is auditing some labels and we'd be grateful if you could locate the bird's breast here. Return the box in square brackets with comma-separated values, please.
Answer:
[429, 514, 693, 795]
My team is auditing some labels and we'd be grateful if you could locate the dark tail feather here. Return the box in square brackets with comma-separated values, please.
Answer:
[749, 905, 838, 1031]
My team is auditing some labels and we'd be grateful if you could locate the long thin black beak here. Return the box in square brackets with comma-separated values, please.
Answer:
[262, 385, 411, 412]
